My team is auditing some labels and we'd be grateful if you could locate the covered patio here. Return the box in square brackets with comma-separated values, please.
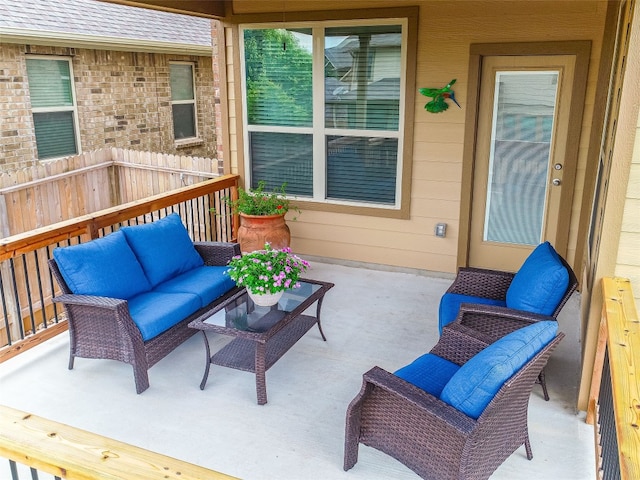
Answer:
[0, 260, 593, 479]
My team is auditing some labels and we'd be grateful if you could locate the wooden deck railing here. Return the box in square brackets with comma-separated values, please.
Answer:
[0, 405, 238, 480]
[588, 277, 640, 480]
[0, 174, 239, 362]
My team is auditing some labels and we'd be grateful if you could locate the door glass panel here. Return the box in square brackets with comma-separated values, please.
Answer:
[484, 71, 559, 245]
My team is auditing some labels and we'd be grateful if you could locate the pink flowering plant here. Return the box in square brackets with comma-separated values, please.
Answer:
[226, 243, 310, 294]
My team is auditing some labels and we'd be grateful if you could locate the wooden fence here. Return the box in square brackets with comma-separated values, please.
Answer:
[0, 147, 221, 238]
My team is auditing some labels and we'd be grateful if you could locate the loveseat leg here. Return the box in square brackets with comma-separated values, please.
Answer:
[524, 435, 533, 460]
[68, 355, 75, 370]
[133, 365, 150, 394]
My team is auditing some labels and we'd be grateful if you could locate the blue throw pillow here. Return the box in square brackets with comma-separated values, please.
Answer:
[53, 230, 151, 299]
[506, 242, 569, 315]
[440, 320, 557, 419]
[121, 213, 204, 287]
[395, 353, 461, 397]
[438, 293, 506, 334]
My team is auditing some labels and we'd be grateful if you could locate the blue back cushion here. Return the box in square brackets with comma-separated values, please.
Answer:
[506, 242, 569, 316]
[395, 353, 461, 398]
[440, 320, 558, 419]
[53, 230, 151, 299]
[121, 214, 204, 287]
[438, 293, 506, 334]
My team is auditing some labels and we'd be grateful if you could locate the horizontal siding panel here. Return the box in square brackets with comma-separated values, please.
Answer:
[412, 161, 462, 182]
[412, 122, 466, 143]
[626, 163, 640, 197]
[412, 142, 464, 163]
[411, 179, 462, 201]
[622, 198, 640, 232]
[617, 232, 640, 266]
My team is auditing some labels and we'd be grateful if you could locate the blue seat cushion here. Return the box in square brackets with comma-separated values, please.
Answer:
[395, 353, 461, 397]
[53, 230, 151, 299]
[121, 214, 204, 287]
[438, 293, 506, 334]
[154, 266, 236, 307]
[440, 320, 558, 419]
[506, 242, 569, 316]
[127, 291, 201, 341]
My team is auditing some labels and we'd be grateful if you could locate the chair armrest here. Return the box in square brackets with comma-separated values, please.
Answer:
[362, 366, 476, 434]
[447, 267, 515, 300]
[52, 294, 127, 309]
[193, 241, 240, 266]
[430, 323, 491, 364]
[455, 303, 557, 341]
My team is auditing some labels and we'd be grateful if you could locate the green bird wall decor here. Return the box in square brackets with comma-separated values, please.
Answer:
[419, 79, 461, 113]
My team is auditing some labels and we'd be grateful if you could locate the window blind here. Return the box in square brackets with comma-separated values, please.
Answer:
[33, 112, 77, 160]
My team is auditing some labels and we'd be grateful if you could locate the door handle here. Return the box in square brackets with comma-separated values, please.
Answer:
[552, 178, 561, 186]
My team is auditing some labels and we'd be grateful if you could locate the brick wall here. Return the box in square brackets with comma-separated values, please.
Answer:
[0, 43, 219, 169]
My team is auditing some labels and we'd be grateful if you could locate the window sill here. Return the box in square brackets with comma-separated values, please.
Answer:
[175, 138, 204, 149]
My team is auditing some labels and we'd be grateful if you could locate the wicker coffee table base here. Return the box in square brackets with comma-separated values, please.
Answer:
[199, 314, 324, 404]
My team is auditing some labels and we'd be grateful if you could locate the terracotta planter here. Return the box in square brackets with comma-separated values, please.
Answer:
[238, 213, 291, 253]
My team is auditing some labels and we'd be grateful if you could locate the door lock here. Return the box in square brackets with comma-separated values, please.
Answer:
[552, 178, 561, 186]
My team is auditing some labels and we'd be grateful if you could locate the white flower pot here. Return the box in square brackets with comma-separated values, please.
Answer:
[248, 289, 284, 307]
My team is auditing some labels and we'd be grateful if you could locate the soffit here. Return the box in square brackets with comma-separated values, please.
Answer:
[97, 0, 228, 19]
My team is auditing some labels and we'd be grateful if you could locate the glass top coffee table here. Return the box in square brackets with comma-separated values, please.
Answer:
[188, 279, 334, 405]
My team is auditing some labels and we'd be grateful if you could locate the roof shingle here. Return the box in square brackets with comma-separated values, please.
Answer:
[0, 0, 211, 47]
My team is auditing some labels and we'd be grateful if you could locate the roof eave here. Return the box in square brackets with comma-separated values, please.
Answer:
[96, 0, 227, 19]
[1, 27, 212, 56]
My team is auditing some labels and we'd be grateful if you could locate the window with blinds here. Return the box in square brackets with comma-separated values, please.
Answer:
[170, 62, 198, 140]
[26, 57, 79, 160]
[242, 21, 405, 208]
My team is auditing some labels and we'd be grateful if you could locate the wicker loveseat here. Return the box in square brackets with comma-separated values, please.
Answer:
[49, 213, 241, 394]
[344, 321, 564, 480]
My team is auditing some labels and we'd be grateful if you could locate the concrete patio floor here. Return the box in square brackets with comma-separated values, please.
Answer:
[1, 260, 594, 479]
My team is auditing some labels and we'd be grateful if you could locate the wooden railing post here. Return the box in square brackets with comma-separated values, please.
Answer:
[591, 277, 640, 480]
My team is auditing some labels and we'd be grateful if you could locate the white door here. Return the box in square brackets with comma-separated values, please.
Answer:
[469, 55, 576, 271]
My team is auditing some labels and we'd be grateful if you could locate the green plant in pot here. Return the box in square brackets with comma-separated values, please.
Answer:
[225, 181, 300, 253]
[226, 243, 310, 306]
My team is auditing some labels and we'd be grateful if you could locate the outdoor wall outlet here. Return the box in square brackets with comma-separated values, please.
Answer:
[435, 223, 447, 238]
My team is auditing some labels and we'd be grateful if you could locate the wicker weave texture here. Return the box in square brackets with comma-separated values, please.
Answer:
[344, 328, 564, 480]
[49, 241, 241, 394]
[443, 254, 578, 400]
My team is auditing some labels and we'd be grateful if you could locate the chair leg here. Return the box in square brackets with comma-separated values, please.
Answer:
[344, 402, 362, 471]
[133, 364, 150, 394]
[525, 434, 533, 460]
[537, 369, 550, 401]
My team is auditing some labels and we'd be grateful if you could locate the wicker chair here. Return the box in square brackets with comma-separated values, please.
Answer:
[344, 325, 564, 480]
[440, 244, 577, 400]
[49, 241, 242, 394]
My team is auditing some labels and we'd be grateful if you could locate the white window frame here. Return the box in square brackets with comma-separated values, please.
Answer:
[169, 61, 199, 143]
[240, 18, 408, 210]
[27, 55, 81, 161]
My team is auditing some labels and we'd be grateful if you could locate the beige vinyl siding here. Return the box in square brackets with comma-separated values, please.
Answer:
[616, 109, 640, 303]
[227, 1, 607, 274]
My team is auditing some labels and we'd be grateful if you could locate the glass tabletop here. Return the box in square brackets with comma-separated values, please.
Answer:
[203, 281, 323, 333]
